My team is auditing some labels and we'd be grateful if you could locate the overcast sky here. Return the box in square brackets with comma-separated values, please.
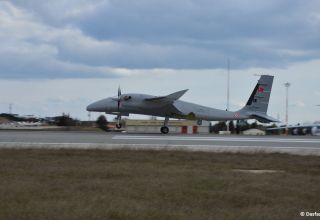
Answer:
[0, 0, 319, 124]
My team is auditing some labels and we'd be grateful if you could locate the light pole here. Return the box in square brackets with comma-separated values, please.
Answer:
[9, 104, 12, 114]
[284, 82, 291, 135]
[226, 58, 230, 132]
[227, 58, 230, 111]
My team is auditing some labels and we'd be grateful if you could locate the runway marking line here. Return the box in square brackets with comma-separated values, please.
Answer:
[112, 135, 320, 144]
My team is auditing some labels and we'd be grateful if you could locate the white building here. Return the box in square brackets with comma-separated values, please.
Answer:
[242, 129, 266, 136]
[124, 119, 210, 134]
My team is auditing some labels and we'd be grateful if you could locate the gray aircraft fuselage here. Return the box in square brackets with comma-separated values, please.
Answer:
[87, 93, 248, 121]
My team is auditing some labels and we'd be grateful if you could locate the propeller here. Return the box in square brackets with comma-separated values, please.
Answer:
[117, 86, 122, 112]
[116, 86, 122, 129]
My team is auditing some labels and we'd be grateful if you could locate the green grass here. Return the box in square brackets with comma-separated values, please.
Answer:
[0, 149, 319, 220]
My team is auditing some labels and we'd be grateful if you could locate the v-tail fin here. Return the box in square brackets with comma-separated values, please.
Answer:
[239, 75, 279, 123]
[242, 75, 274, 114]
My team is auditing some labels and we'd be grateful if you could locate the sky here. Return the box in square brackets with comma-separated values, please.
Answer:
[0, 0, 319, 124]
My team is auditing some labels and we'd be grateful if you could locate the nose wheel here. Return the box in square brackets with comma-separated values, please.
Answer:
[116, 114, 122, 129]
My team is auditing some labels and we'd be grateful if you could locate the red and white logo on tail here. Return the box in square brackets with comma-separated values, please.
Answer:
[257, 86, 264, 93]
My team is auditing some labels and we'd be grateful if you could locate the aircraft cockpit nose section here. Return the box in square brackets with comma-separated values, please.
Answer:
[111, 95, 133, 101]
[86, 98, 116, 112]
[123, 95, 132, 101]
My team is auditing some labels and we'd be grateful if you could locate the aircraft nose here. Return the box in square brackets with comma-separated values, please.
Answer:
[86, 98, 114, 112]
[86, 100, 103, 112]
[87, 101, 101, 111]
[86, 103, 95, 111]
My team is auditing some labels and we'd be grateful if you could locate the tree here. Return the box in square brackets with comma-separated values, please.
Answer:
[96, 115, 108, 131]
[229, 121, 236, 134]
[250, 121, 258, 129]
[149, 116, 157, 120]
[55, 113, 77, 126]
[235, 120, 240, 134]
[237, 120, 250, 132]
[266, 123, 281, 135]
[211, 121, 227, 134]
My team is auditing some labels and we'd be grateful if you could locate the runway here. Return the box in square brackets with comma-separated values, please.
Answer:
[0, 130, 320, 155]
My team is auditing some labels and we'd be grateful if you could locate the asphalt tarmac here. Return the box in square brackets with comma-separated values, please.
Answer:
[0, 130, 320, 155]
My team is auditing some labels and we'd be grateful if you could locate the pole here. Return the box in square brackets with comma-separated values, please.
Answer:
[9, 104, 12, 114]
[227, 58, 230, 111]
[226, 58, 230, 133]
[284, 82, 290, 135]
[88, 112, 91, 121]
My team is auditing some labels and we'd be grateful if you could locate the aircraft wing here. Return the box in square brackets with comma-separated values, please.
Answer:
[267, 124, 317, 130]
[145, 89, 188, 104]
[266, 123, 320, 135]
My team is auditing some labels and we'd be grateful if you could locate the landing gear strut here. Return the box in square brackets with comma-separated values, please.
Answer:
[116, 115, 122, 129]
[160, 116, 169, 134]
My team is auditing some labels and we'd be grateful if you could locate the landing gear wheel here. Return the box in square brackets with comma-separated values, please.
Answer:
[116, 123, 122, 129]
[161, 126, 169, 134]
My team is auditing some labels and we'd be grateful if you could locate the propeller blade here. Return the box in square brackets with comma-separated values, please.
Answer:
[118, 86, 121, 97]
[117, 100, 120, 111]
[117, 86, 121, 112]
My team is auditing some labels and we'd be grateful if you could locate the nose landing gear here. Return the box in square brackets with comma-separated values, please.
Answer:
[116, 115, 122, 129]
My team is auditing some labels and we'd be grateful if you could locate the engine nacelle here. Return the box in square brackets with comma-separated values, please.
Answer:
[302, 128, 308, 135]
[311, 126, 320, 136]
[292, 128, 299, 135]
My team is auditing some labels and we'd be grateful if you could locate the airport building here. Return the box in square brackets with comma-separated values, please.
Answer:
[242, 128, 266, 136]
[124, 119, 210, 134]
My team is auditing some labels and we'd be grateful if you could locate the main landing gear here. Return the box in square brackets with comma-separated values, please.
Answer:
[160, 126, 169, 134]
[160, 116, 169, 134]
